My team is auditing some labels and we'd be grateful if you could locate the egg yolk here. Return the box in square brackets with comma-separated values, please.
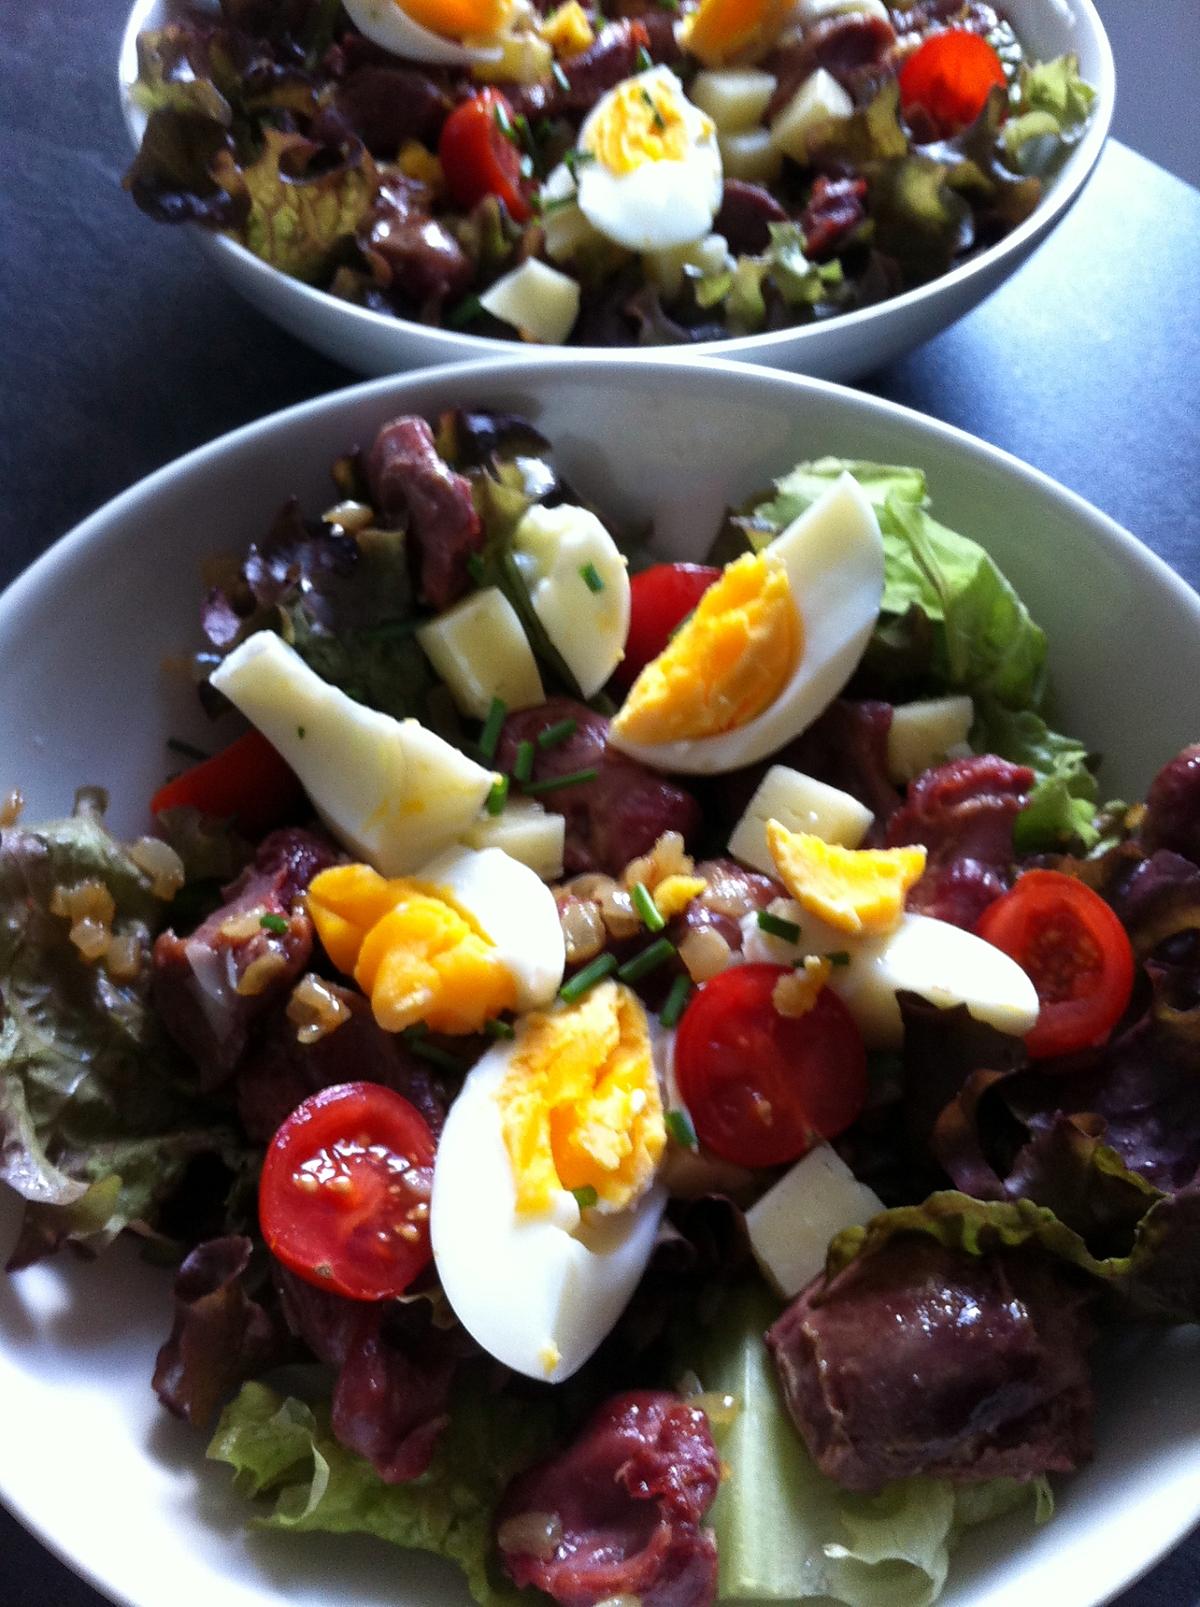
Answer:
[766, 821, 928, 937]
[497, 980, 665, 1215]
[680, 0, 793, 66]
[612, 551, 799, 745]
[389, 0, 511, 41]
[583, 77, 710, 174]
[308, 863, 516, 1035]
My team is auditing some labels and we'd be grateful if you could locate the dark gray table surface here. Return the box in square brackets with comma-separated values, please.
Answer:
[2, 2, 1200, 1604]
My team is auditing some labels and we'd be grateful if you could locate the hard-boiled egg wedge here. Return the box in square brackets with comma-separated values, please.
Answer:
[680, 0, 796, 67]
[307, 845, 564, 1034]
[743, 896, 1039, 1049]
[343, 0, 509, 64]
[511, 503, 632, 695]
[574, 67, 723, 252]
[210, 631, 497, 875]
[610, 474, 884, 775]
[431, 980, 667, 1381]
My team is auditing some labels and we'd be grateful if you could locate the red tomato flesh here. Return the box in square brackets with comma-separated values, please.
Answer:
[150, 727, 302, 835]
[438, 89, 530, 223]
[611, 563, 722, 692]
[898, 29, 1007, 137]
[975, 870, 1135, 1060]
[260, 1082, 437, 1300]
[673, 963, 868, 1167]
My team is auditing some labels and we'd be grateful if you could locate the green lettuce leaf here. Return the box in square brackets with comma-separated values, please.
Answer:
[209, 1378, 558, 1607]
[686, 1285, 1045, 1607]
[238, 129, 377, 285]
[975, 705, 1099, 850]
[0, 809, 246, 1266]
[1003, 55, 1098, 177]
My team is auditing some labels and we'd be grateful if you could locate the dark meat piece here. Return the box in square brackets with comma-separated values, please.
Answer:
[886, 754, 1033, 928]
[766, 11, 897, 118]
[235, 985, 448, 1142]
[800, 174, 868, 258]
[360, 180, 474, 318]
[152, 827, 338, 1088]
[497, 699, 701, 876]
[767, 1237, 1094, 1490]
[776, 698, 902, 833]
[325, 64, 451, 155]
[277, 1269, 456, 1483]
[512, 20, 651, 119]
[714, 179, 788, 254]
[498, 1390, 721, 1607]
[672, 856, 781, 953]
[366, 414, 483, 611]
[153, 1236, 282, 1428]
[1141, 744, 1200, 866]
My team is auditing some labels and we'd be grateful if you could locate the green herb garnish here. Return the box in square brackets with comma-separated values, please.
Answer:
[537, 717, 578, 750]
[665, 1107, 697, 1147]
[580, 561, 604, 593]
[560, 952, 618, 1002]
[572, 1185, 599, 1209]
[260, 913, 289, 935]
[630, 880, 666, 933]
[617, 937, 675, 983]
[479, 695, 507, 760]
[486, 775, 509, 816]
[522, 767, 598, 795]
[757, 909, 801, 944]
[514, 739, 535, 784]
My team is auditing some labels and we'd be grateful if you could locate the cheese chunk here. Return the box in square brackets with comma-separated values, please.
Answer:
[718, 127, 783, 184]
[770, 68, 853, 162]
[478, 259, 581, 345]
[746, 1144, 883, 1298]
[463, 798, 566, 881]
[690, 68, 778, 133]
[728, 763, 873, 874]
[417, 588, 545, 720]
[886, 695, 975, 783]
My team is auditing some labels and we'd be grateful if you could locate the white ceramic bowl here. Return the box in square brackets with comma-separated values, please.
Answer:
[117, 0, 1113, 378]
[2, 357, 1197, 1607]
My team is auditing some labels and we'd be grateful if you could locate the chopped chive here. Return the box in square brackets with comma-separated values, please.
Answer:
[297, 725, 306, 739]
[757, 909, 801, 944]
[572, 1184, 599, 1209]
[466, 552, 486, 584]
[166, 736, 210, 762]
[825, 950, 851, 967]
[260, 913, 289, 934]
[560, 951, 618, 1002]
[564, 146, 594, 178]
[537, 717, 577, 750]
[617, 936, 675, 983]
[580, 561, 604, 592]
[407, 1037, 469, 1073]
[447, 293, 483, 328]
[660, 973, 692, 1029]
[486, 1017, 515, 1039]
[664, 1106, 697, 1147]
[486, 775, 509, 815]
[631, 880, 666, 933]
[552, 61, 572, 93]
[514, 739, 535, 783]
[514, 111, 538, 158]
[522, 766, 598, 795]
[636, 43, 653, 71]
[542, 191, 576, 214]
[493, 99, 515, 139]
[653, 0, 678, 12]
[639, 87, 666, 129]
[479, 695, 507, 760]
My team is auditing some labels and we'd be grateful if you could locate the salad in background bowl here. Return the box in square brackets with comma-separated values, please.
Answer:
[2, 357, 1198, 1607]
[116, 0, 1112, 376]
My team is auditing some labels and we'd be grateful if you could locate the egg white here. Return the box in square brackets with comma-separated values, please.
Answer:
[416, 843, 565, 1011]
[344, 0, 503, 65]
[430, 1039, 667, 1382]
[608, 473, 885, 775]
[576, 67, 724, 252]
[741, 900, 1040, 1048]
[511, 503, 632, 695]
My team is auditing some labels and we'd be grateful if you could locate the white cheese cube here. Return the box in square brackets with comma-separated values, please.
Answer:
[746, 1144, 883, 1298]
[728, 763, 873, 874]
[479, 258, 580, 345]
[416, 588, 544, 720]
[463, 799, 566, 881]
[770, 68, 854, 162]
[718, 127, 784, 185]
[886, 696, 975, 783]
[796, 0, 889, 24]
[690, 68, 778, 133]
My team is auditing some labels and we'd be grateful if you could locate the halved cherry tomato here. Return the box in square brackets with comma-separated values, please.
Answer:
[438, 89, 531, 223]
[898, 29, 1007, 137]
[611, 563, 722, 691]
[674, 963, 868, 1167]
[150, 727, 302, 835]
[975, 870, 1135, 1060]
[260, 1082, 437, 1301]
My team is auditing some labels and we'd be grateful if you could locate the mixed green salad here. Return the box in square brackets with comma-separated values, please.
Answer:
[3, 412, 1197, 1607]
